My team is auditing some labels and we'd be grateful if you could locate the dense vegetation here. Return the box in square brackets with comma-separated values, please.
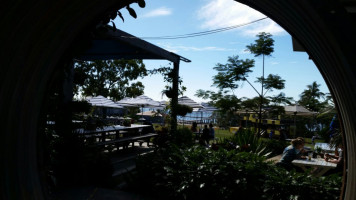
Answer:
[127, 145, 341, 200]
[124, 129, 342, 200]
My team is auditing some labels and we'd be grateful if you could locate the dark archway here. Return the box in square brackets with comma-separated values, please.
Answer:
[1, 1, 355, 199]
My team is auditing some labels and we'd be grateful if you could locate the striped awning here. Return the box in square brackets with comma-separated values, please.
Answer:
[86, 95, 123, 108]
[117, 95, 161, 108]
[178, 96, 204, 108]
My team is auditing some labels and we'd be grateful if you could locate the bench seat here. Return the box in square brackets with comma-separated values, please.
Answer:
[94, 133, 158, 147]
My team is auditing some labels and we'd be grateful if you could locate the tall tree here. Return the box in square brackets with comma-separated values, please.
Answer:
[246, 32, 275, 133]
[74, 59, 147, 101]
[298, 81, 326, 112]
[196, 33, 287, 129]
[212, 56, 255, 92]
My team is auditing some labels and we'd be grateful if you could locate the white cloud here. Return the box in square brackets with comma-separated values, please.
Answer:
[197, 0, 286, 36]
[270, 62, 279, 65]
[142, 7, 172, 18]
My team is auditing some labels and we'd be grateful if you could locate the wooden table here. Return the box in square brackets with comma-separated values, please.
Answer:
[79, 124, 151, 136]
[292, 158, 337, 176]
[77, 124, 156, 150]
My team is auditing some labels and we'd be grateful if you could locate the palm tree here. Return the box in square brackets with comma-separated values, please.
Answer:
[301, 81, 325, 99]
[299, 81, 326, 112]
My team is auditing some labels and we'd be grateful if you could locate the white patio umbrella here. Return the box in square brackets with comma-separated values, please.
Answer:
[117, 95, 161, 119]
[86, 95, 123, 108]
[284, 104, 317, 136]
[196, 102, 218, 128]
[199, 102, 218, 112]
[154, 100, 168, 110]
[178, 96, 204, 126]
[178, 96, 204, 108]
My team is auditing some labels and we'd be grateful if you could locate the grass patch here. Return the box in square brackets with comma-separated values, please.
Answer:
[215, 129, 234, 140]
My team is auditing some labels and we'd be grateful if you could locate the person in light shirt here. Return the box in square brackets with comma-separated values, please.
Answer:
[324, 133, 344, 175]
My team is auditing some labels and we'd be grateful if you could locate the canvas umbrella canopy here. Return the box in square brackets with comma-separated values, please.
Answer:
[154, 100, 168, 110]
[117, 95, 161, 119]
[199, 102, 218, 112]
[86, 95, 123, 108]
[196, 102, 218, 128]
[178, 96, 204, 126]
[284, 104, 317, 136]
[118, 95, 160, 107]
[178, 96, 204, 108]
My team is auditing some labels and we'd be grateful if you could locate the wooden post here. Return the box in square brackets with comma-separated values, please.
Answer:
[170, 61, 180, 135]
[55, 60, 74, 137]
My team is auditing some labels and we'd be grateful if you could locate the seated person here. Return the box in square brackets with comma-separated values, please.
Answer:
[191, 122, 198, 132]
[324, 143, 343, 175]
[277, 138, 305, 171]
[209, 123, 215, 140]
[296, 137, 307, 155]
[200, 125, 210, 146]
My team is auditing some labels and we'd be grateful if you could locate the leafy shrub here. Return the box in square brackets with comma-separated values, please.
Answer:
[262, 139, 288, 157]
[171, 127, 194, 147]
[264, 167, 342, 200]
[128, 145, 342, 200]
[218, 129, 271, 157]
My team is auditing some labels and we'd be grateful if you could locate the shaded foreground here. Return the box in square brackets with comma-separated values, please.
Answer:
[122, 131, 342, 200]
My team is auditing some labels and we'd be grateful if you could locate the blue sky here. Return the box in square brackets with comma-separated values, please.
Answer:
[114, 0, 329, 103]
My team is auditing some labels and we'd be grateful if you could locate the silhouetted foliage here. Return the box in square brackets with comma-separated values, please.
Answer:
[128, 145, 341, 200]
[246, 32, 274, 57]
[298, 81, 326, 112]
[74, 59, 147, 100]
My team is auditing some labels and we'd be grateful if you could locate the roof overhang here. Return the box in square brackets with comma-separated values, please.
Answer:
[76, 27, 190, 63]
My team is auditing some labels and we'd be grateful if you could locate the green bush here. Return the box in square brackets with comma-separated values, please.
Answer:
[218, 129, 271, 157]
[128, 145, 342, 200]
[262, 139, 289, 157]
[171, 127, 194, 147]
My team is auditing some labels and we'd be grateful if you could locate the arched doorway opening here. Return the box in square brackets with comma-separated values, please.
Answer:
[1, 1, 355, 199]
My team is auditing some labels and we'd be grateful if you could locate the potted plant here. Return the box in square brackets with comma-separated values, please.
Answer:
[314, 146, 322, 157]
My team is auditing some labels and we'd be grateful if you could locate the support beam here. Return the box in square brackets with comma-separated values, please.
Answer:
[170, 61, 180, 135]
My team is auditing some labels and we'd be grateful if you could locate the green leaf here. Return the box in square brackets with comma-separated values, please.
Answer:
[126, 6, 137, 18]
[137, 0, 146, 8]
